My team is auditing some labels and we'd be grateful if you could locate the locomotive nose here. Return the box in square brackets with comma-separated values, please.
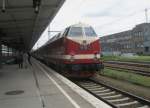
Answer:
[80, 40, 90, 50]
[83, 40, 87, 44]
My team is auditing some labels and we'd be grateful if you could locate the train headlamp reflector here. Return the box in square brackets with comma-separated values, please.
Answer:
[70, 55, 75, 62]
[94, 54, 97, 60]
[94, 53, 100, 60]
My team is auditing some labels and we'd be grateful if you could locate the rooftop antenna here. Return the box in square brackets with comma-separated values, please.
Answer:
[145, 8, 148, 23]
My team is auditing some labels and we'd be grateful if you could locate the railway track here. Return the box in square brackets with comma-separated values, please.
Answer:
[73, 78, 150, 108]
[104, 61, 150, 76]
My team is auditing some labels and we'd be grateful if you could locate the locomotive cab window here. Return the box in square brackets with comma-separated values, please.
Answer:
[68, 27, 83, 37]
[63, 28, 70, 37]
[84, 27, 97, 37]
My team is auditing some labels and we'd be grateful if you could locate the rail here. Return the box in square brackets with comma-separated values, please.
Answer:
[72, 78, 150, 108]
[104, 61, 150, 76]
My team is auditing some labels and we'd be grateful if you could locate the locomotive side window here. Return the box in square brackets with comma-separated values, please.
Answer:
[84, 27, 97, 36]
[63, 28, 70, 37]
[68, 27, 83, 36]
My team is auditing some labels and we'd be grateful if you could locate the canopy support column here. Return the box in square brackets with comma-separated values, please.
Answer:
[0, 39, 2, 69]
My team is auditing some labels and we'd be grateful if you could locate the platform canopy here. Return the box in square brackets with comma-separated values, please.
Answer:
[0, 0, 65, 51]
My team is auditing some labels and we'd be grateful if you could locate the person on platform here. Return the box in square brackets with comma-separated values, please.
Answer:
[27, 52, 32, 65]
[17, 52, 23, 68]
[23, 53, 28, 69]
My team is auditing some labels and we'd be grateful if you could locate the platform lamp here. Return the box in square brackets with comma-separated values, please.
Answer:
[2, 0, 6, 13]
[34, 5, 39, 13]
[33, 0, 41, 13]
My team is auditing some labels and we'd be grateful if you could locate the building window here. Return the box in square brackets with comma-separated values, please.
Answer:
[145, 47, 149, 52]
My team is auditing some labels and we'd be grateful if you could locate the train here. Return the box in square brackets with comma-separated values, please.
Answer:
[33, 23, 104, 78]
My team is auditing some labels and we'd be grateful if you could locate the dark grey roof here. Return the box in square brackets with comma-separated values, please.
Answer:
[0, 0, 65, 51]
[100, 23, 150, 40]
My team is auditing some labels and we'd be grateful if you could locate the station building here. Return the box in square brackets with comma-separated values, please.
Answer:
[100, 23, 150, 55]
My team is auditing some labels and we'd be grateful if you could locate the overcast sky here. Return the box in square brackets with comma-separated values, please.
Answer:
[33, 0, 150, 50]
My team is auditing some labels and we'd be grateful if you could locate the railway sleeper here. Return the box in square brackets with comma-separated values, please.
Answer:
[115, 101, 139, 108]
[109, 98, 134, 105]
[80, 83, 98, 86]
[82, 85, 102, 88]
[108, 97, 129, 103]
[80, 81, 92, 83]
[93, 89, 110, 93]
[79, 82, 98, 85]
[88, 87, 106, 91]
[97, 91, 116, 96]
[79, 81, 92, 83]
[137, 105, 149, 108]
[79, 82, 96, 84]
[102, 94, 122, 99]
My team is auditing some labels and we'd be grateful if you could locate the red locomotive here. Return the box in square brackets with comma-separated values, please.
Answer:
[34, 23, 104, 78]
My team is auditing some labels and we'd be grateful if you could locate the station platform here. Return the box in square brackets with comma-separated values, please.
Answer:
[0, 58, 111, 108]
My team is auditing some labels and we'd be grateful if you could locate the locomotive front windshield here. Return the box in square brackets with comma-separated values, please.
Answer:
[84, 27, 97, 37]
[68, 27, 83, 37]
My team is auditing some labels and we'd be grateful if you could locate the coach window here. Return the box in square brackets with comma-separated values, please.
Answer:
[68, 27, 83, 37]
[145, 47, 149, 52]
[84, 27, 97, 37]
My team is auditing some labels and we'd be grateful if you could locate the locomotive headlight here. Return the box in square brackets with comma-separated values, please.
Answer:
[69, 52, 75, 62]
[94, 53, 100, 60]
[99, 53, 101, 58]
[94, 53, 98, 60]
[70, 55, 75, 62]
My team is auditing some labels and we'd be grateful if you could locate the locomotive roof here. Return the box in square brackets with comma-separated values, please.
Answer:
[36, 23, 93, 50]
[45, 23, 91, 45]
[69, 23, 91, 28]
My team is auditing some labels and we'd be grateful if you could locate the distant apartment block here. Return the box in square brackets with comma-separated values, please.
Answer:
[100, 23, 150, 55]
